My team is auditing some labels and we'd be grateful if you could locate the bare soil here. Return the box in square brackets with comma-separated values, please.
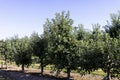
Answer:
[0, 65, 119, 80]
[0, 65, 69, 80]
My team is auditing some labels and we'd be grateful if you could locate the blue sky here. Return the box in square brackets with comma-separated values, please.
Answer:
[0, 0, 120, 39]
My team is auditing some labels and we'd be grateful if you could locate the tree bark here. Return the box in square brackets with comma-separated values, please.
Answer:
[41, 58, 44, 75]
[4, 56, 7, 69]
[67, 68, 71, 80]
[22, 64, 24, 72]
[4, 51, 7, 69]
[106, 56, 111, 80]
[106, 67, 111, 80]
[88, 71, 91, 74]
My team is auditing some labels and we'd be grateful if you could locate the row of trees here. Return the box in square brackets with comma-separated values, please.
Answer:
[0, 11, 120, 80]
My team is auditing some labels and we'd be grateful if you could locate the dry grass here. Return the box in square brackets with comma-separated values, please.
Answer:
[79, 74, 103, 80]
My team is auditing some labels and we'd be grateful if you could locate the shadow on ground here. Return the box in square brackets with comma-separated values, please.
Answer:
[0, 69, 69, 80]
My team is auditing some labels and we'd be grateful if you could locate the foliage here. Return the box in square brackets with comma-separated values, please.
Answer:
[79, 25, 104, 74]
[13, 36, 32, 71]
[44, 11, 80, 79]
[0, 39, 12, 68]
[30, 32, 49, 74]
[0, 11, 120, 80]
[102, 34, 120, 79]
[104, 11, 120, 38]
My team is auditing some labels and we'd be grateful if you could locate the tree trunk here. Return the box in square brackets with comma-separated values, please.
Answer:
[88, 71, 91, 74]
[4, 52, 7, 69]
[41, 65, 44, 75]
[67, 68, 71, 80]
[40, 58, 44, 75]
[106, 56, 111, 80]
[106, 67, 111, 80]
[22, 64, 24, 72]
[4, 56, 7, 69]
[55, 69, 60, 77]
[1, 62, 3, 68]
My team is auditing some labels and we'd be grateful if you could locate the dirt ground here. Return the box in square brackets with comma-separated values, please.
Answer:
[0, 65, 119, 80]
[0, 65, 75, 80]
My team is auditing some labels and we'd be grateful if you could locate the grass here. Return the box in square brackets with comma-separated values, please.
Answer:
[0, 60, 4, 63]
[4, 60, 107, 76]
[92, 69, 106, 76]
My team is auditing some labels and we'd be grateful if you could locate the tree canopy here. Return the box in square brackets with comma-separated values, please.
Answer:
[0, 11, 120, 80]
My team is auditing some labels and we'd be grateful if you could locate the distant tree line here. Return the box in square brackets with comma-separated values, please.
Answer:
[0, 11, 120, 80]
